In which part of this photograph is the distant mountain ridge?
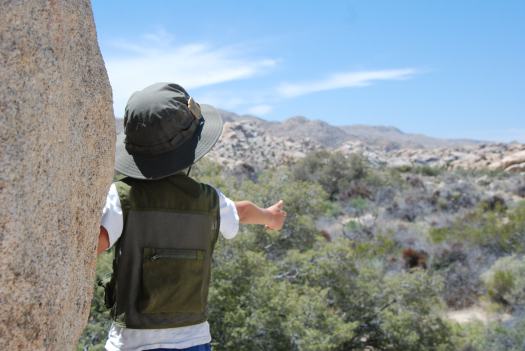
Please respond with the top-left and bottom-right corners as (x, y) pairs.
(215, 109), (486, 150)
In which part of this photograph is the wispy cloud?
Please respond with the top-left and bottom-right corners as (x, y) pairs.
(103, 31), (418, 118)
(277, 68), (418, 98)
(104, 31), (277, 116)
(194, 89), (276, 116)
(246, 104), (273, 116)
(195, 68), (418, 117)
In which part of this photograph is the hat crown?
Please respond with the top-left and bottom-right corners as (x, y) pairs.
(115, 82), (223, 180)
(123, 83), (200, 156)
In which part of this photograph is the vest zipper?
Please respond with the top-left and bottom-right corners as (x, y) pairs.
(150, 249), (204, 261)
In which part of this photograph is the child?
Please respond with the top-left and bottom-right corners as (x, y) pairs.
(97, 82), (286, 351)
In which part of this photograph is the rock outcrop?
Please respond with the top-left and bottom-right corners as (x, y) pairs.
(209, 119), (320, 171)
(489, 150), (525, 172)
(0, 1), (114, 349)
(206, 118), (524, 174)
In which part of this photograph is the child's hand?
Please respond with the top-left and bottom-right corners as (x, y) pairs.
(265, 200), (287, 230)
(235, 200), (286, 229)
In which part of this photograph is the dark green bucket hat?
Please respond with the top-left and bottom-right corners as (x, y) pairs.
(115, 82), (223, 180)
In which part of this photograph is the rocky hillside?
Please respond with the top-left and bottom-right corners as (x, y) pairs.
(115, 111), (525, 174)
(216, 109), (486, 149)
(211, 111), (525, 174)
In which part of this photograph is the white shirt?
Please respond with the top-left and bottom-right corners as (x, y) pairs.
(100, 183), (239, 351)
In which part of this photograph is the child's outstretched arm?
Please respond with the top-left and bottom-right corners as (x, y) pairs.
(235, 200), (287, 230)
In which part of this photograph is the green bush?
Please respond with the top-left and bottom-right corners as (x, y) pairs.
(482, 255), (525, 309)
(456, 319), (525, 351)
(208, 241), (356, 351)
(208, 234), (455, 351)
(429, 201), (525, 254)
(291, 151), (369, 200)
(395, 165), (442, 177)
(278, 240), (455, 351)
(348, 196), (369, 214)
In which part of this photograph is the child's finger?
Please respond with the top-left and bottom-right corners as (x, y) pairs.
(276, 200), (284, 209)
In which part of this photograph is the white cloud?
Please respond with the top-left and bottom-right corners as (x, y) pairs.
(193, 91), (247, 111)
(277, 68), (417, 98)
(246, 104), (273, 116)
(104, 33), (277, 116)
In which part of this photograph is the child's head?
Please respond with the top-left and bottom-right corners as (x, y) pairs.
(115, 83), (223, 180)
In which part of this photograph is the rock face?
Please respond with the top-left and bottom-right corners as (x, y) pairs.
(490, 150), (525, 172)
(0, 1), (114, 349)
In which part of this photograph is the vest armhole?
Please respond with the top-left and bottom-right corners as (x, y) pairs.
(114, 180), (132, 212)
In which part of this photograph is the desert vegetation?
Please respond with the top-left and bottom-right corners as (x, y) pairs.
(79, 151), (525, 350)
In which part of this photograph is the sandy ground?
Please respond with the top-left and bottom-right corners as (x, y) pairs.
(446, 306), (512, 324)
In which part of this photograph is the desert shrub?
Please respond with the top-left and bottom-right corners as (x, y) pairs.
(347, 196), (369, 215)
(456, 318), (525, 351)
(479, 195), (507, 212)
(414, 165), (442, 177)
(376, 271), (454, 351)
(482, 255), (525, 309)
(402, 248), (429, 269)
(291, 151), (370, 200)
(375, 186), (397, 205)
(395, 164), (442, 177)
(393, 164), (413, 173)
(429, 201), (525, 254)
(278, 240), (455, 351)
(451, 167), (506, 179)
(431, 181), (479, 212)
(515, 184), (525, 198)
(386, 190), (431, 222)
(481, 317), (525, 351)
(347, 152), (370, 180)
(209, 240), (356, 351)
(430, 246), (481, 308)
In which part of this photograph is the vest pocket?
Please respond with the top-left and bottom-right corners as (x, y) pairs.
(139, 247), (206, 314)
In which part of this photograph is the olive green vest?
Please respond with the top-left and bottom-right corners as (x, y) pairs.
(104, 174), (220, 329)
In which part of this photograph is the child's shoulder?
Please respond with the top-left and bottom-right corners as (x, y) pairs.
(111, 174), (219, 199)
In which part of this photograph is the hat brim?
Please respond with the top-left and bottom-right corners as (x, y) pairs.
(115, 104), (223, 180)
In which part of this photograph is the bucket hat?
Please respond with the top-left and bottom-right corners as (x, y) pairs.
(115, 82), (223, 180)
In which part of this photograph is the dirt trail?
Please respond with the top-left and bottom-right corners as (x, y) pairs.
(446, 306), (512, 324)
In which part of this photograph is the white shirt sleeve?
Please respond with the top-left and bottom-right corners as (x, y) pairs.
(216, 189), (239, 239)
(100, 184), (239, 249)
(100, 183), (123, 248)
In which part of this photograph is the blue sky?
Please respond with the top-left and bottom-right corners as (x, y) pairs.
(92, 0), (524, 142)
